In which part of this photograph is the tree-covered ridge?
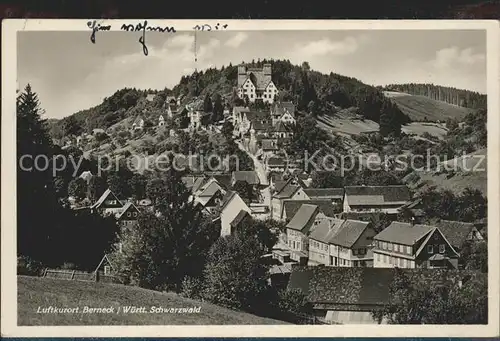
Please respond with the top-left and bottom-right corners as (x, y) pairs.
(173, 59), (410, 131)
(51, 59), (410, 139)
(382, 83), (487, 110)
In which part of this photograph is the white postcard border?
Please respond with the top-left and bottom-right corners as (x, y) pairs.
(2, 19), (499, 337)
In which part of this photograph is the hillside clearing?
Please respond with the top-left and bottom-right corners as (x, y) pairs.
(18, 276), (288, 325)
(383, 91), (473, 122)
(404, 149), (487, 196)
(316, 115), (379, 136)
(402, 122), (448, 140)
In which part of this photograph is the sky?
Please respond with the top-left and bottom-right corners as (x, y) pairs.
(18, 29), (487, 119)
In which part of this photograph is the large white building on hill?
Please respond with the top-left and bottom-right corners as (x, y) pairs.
(237, 64), (279, 104)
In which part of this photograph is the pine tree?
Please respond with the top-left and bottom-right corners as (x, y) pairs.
(203, 93), (213, 113)
(212, 93), (224, 122)
(17, 84), (58, 262)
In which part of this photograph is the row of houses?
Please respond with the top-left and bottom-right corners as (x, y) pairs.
(283, 199), (483, 270)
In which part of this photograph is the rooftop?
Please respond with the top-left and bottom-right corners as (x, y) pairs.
(374, 221), (434, 245)
(286, 204), (319, 232)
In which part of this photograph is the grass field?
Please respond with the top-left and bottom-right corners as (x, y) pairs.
(402, 122), (449, 140)
(316, 115), (379, 136)
(405, 149), (487, 196)
(18, 276), (288, 325)
(383, 91), (473, 122)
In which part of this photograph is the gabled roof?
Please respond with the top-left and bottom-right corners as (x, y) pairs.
(251, 120), (272, 131)
(230, 210), (252, 228)
(414, 227), (459, 258)
(283, 200), (337, 220)
(309, 219), (345, 244)
(274, 121), (293, 133)
(197, 180), (224, 198)
(272, 101), (296, 117)
(181, 176), (207, 193)
(211, 174), (232, 190)
(115, 202), (140, 219)
(232, 171), (260, 185)
(273, 177), (307, 199)
(91, 189), (123, 209)
(239, 69), (272, 91)
(304, 188), (344, 200)
(345, 185), (411, 206)
(218, 190), (248, 213)
(374, 222), (434, 245)
(330, 220), (370, 248)
(286, 204), (319, 232)
(244, 110), (270, 122)
(267, 157), (286, 167)
(434, 220), (477, 249)
(274, 184), (301, 199)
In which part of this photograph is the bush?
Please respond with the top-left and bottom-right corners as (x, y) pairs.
(17, 256), (44, 276)
(180, 276), (205, 300)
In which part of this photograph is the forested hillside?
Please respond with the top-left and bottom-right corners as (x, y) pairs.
(382, 83), (486, 110)
(51, 59), (409, 139)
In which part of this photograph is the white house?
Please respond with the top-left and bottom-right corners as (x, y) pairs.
(219, 191), (252, 236)
(271, 101), (296, 125)
(158, 115), (165, 127)
(132, 117), (145, 130)
(237, 64), (279, 104)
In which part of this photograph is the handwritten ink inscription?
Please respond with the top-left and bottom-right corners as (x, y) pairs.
(87, 21), (228, 56)
(193, 23), (228, 31)
(87, 20), (111, 44)
(120, 21), (177, 56)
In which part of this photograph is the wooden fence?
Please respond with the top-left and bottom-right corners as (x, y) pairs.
(42, 268), (122, 284)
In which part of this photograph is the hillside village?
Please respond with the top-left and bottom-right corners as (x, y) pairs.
(18, 60), (488, 325)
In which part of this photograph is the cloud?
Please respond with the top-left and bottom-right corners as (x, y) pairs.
(224, 32), (248, 48)
(432, 47), (485, 69)
(294, 37), (359, 57)
(197, 38), (221, 61)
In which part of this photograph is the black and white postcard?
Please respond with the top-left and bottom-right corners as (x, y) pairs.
(1, 19), (499, 337)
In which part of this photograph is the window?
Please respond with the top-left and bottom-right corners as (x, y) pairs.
(427, 245), (434, 254)
(104, 265), (111, 275)
(406, 246), (412, 254)
(394, 244), (399, 252)
(127, 212), (131, 217)
(439, 244), (445, 253)
(382, 242), (387, 250)
(358, 248), (366, 255)
(388, 243), (393, 251)
(402, 258), (407, 267)
(399, 258), (404, 267)
(377, 253), (381, 261)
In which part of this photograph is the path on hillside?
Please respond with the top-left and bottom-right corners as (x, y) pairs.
(236, 140), (271, 209)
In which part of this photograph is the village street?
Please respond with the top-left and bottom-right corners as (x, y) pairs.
(236, 139), (271, 210)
